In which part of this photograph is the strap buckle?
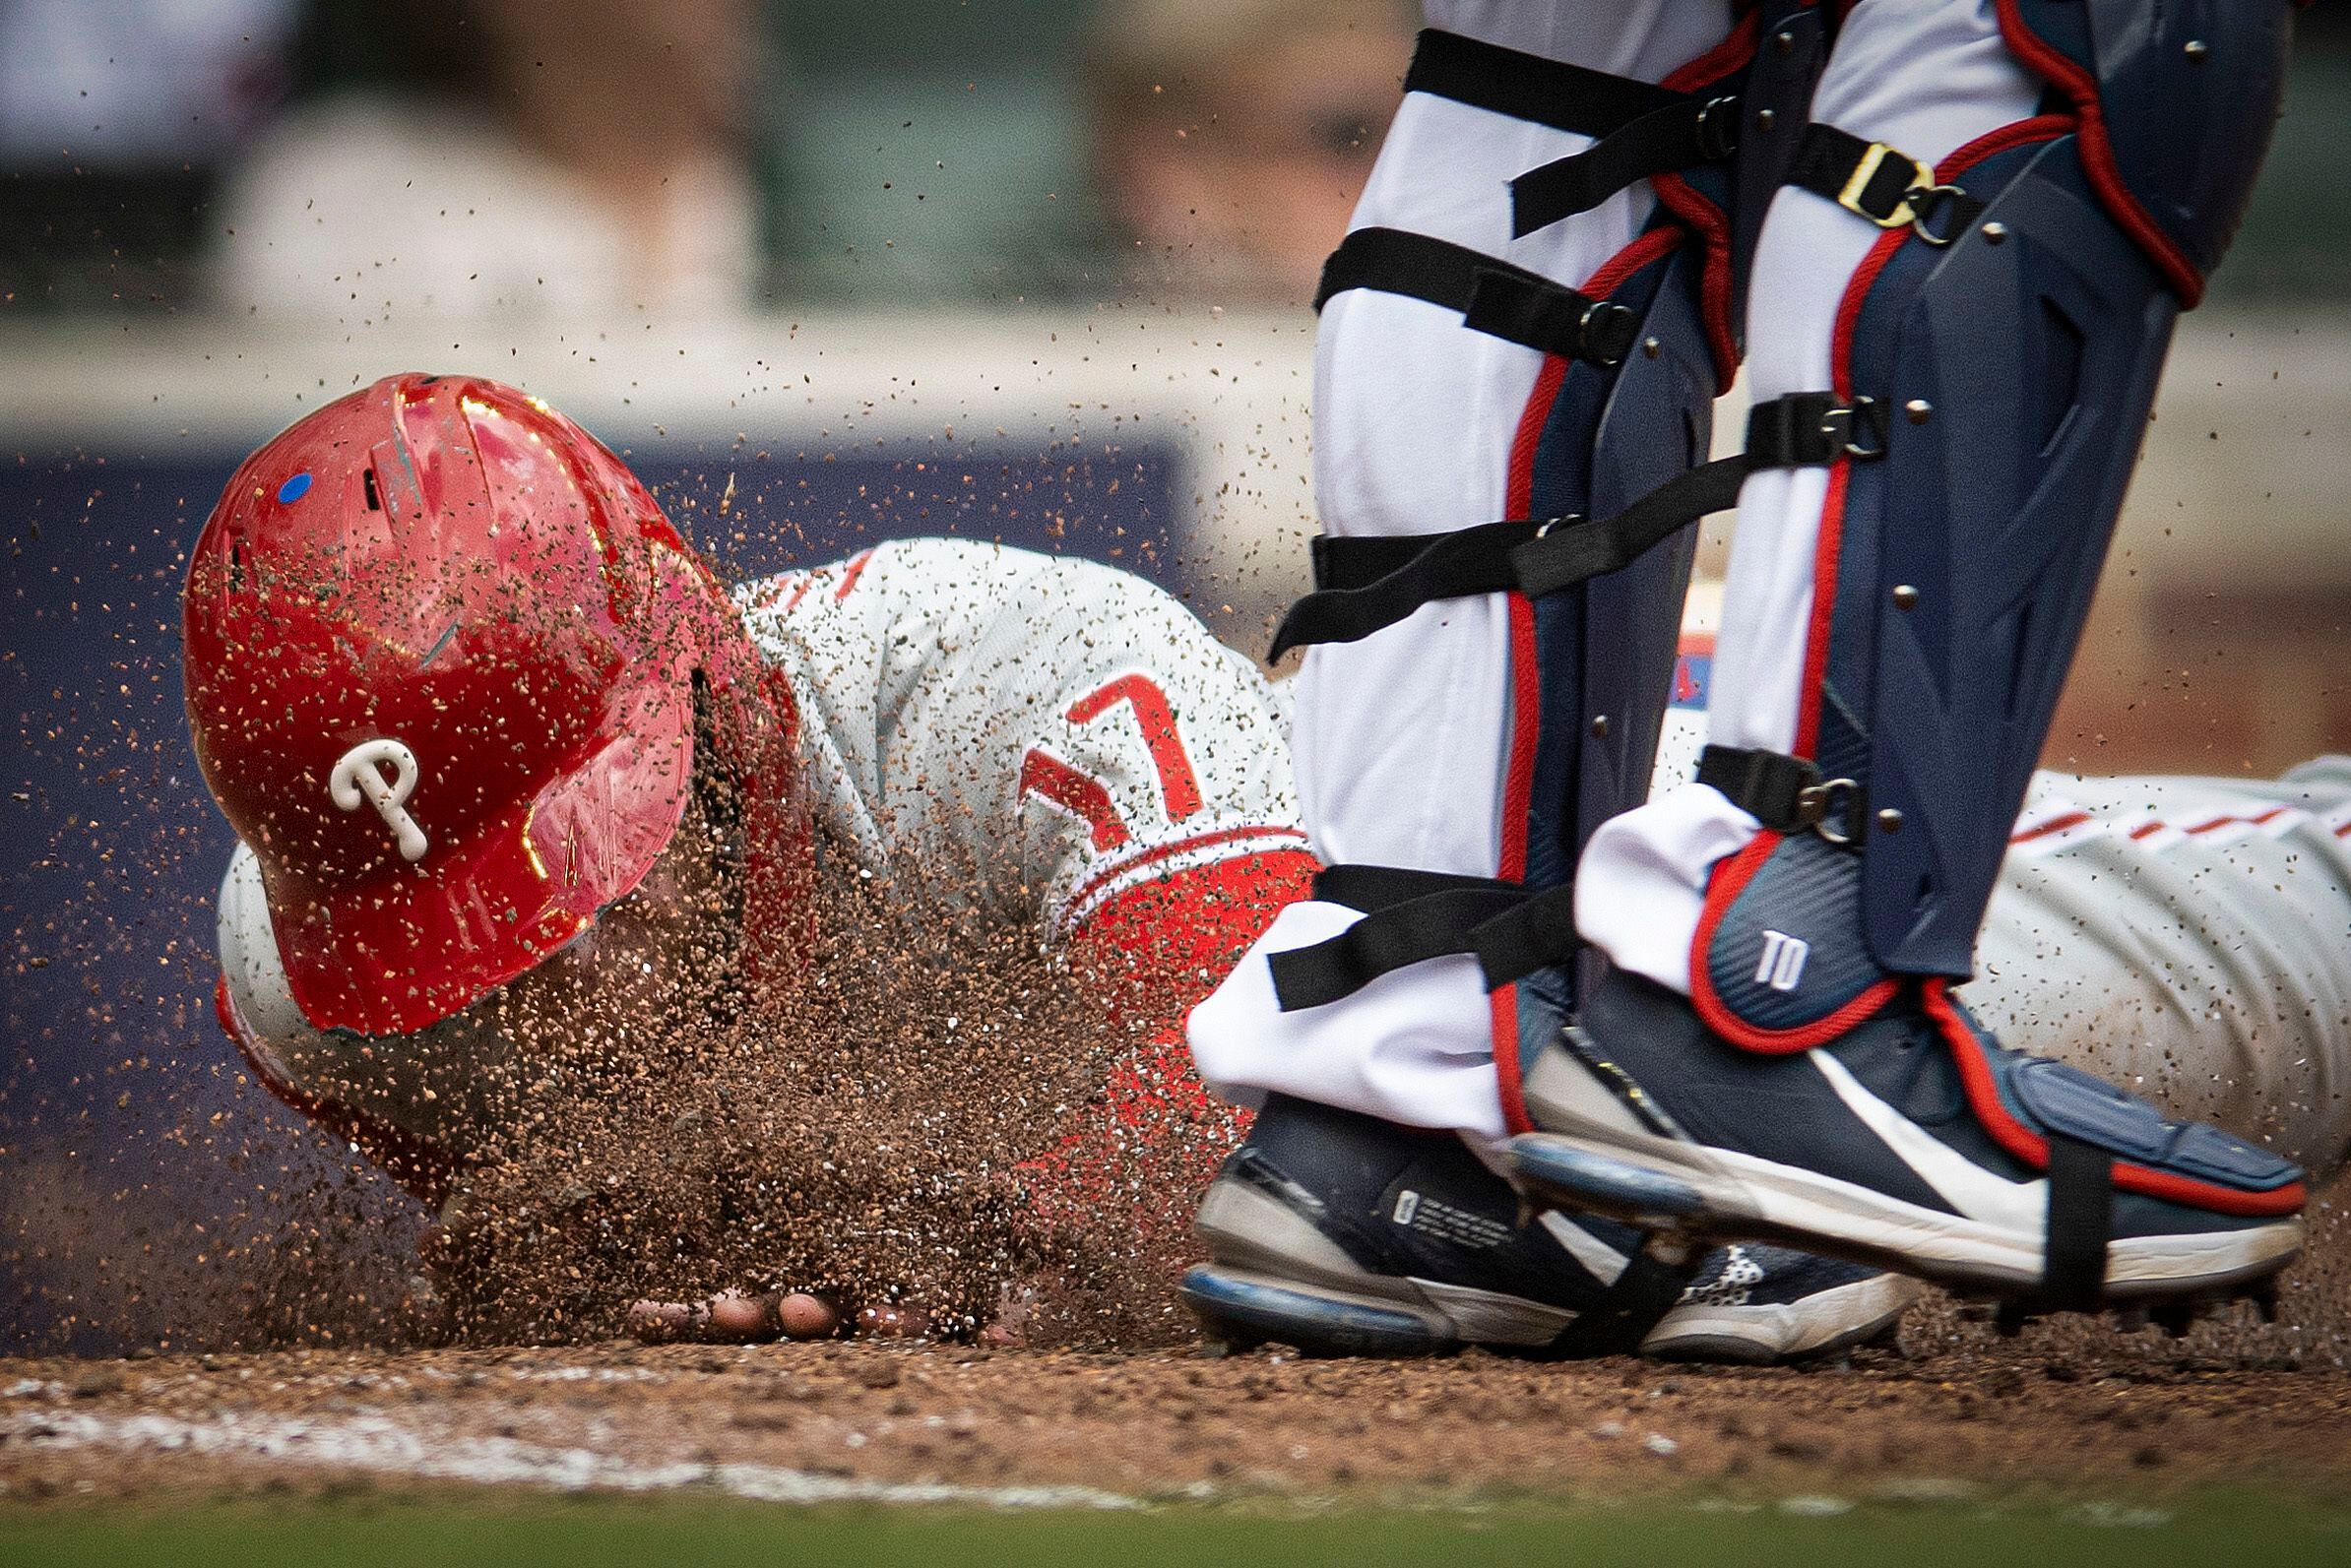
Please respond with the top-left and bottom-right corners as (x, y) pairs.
(1578, 299), (1640, 366)
(1692, 94), (1742, 160)
(1836, 142), (1937, 228)
(1819, 395), (1887, 461)
(1794, 777), (1865, 846)
(1905, 183), (1973, 246)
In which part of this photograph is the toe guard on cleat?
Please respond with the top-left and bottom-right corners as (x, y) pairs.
(1504, 1137), (1708, 1231)
(2002, 1056), (2305, 1198)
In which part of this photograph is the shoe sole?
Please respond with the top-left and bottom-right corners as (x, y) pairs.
(1182, 1173), (1919, 1363)
(1641, 1269), (1916, 1363)
(1179, 1265), (1466, 1357)
(1184, 1175), (1571, 1355)
(1505, 1129), (2302, 1307)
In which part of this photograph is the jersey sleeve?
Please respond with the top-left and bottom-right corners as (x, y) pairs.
(737, 538), (1312, 941)
(957, 550), (1310, 939)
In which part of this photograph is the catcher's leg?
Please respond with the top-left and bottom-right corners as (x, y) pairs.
(1185, 2), (1921, 1361)
(1514, 0), (2307, 1321)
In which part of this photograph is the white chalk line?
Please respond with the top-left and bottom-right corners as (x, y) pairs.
(0, 1407), (1143, 1512)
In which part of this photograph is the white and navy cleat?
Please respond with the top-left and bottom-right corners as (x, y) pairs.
(1505, 972), (2305, 1323)
(1179, 1094), (1917, 1363)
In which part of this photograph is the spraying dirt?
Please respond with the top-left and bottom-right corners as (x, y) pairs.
(425, 853), (1239, 1351)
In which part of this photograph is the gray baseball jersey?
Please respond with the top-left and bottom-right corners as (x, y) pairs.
(733, 537), (1305, 939)
(1973, 758), (2351, 1178)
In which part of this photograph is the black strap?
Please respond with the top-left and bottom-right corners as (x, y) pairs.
(1511, 92), (1742, 237)
(1466, 883), (1580, 991)
(1272, 521), (1544, 659)
(1403, 29), (1687, 137)
(1696, 746), (1821, 830)
(1745, 389), (1887, 466)
(1268, 867), (1581, 1011)
(1315, 228), (1640, 368)
(1695, 744), (1870, 846)
(1785, 123), (1984, 243)
(1508, 457), (1748, 597)
(2040, 1134), (2114, 1311)
(1269, 886), (1526, 1011)
(1545, 1244), (1699, 1357)
(1306, 531), (1454, 595)
(1311, 862), (1513, 912)
(1400, 28), (1742, 240)
(1273, 391), (1880, 659)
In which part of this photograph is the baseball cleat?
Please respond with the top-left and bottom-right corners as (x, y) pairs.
(1179, 1094), (1917, 1363)
(1505, 971), (2305, 1314)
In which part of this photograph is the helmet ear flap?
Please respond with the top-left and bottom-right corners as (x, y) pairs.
(214, 845), (460, 1205)
(216, 844), (333, 1083)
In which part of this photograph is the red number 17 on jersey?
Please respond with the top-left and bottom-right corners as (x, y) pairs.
(1018, 673), (1205, 852)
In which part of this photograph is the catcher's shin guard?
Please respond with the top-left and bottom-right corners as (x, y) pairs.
(1692, 11), (2294, 1038)
(1516, 5), (2308, 1316)
(1998, 0), (2294, 304)
(1267, 224), (1717, 1126)
(1246, 17), (1874, 1128)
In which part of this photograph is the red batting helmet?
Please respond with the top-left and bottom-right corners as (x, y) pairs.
(185, 373), (801, 1045)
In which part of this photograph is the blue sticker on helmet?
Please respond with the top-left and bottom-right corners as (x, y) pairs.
(277, 472), (313, 503)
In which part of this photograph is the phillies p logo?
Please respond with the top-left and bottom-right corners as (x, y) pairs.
(329, 738), (430, 862)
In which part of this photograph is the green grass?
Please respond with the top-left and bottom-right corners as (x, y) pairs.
(5, 1489), (2348, 1568)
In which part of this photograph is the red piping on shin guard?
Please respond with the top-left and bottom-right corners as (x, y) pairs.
(1493, 593), (1544, 1137)
(1687, 833), (1899, 1052)
(1992, 0), (2203, 305)
(1654, 13), (1760, 388)
(1649, 176), (1737, 392)
(1924, 980), (2305, 1218)
(1488, 339), (1567, 1137)
(1584, 226), (1683, 303)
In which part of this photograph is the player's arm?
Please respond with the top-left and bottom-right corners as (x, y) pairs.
(1002, 572), (1318, 1233)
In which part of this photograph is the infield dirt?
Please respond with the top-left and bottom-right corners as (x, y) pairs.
(4, 1317), (2349, 1512)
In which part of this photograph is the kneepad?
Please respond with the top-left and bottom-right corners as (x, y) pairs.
(2000, 0), (2294, 301)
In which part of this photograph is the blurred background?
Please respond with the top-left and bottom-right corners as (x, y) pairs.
(4, 0), (2347, 1352)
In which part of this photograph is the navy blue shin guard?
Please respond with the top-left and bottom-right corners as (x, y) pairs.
(1502, 236), (1715, 1113)
(1693, 2), (2295, 1043)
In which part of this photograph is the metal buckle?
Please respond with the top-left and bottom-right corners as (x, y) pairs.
(1692, 94), (1742, 161)
(1577, 300), (1639, 366)
(1836, 143), (1936, 229)
(1907, 183), (1971, 246)
(1794, 778), (1863, 846)
(1809, 397), (1887, 464)
(1839, 396), (1886, 461)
